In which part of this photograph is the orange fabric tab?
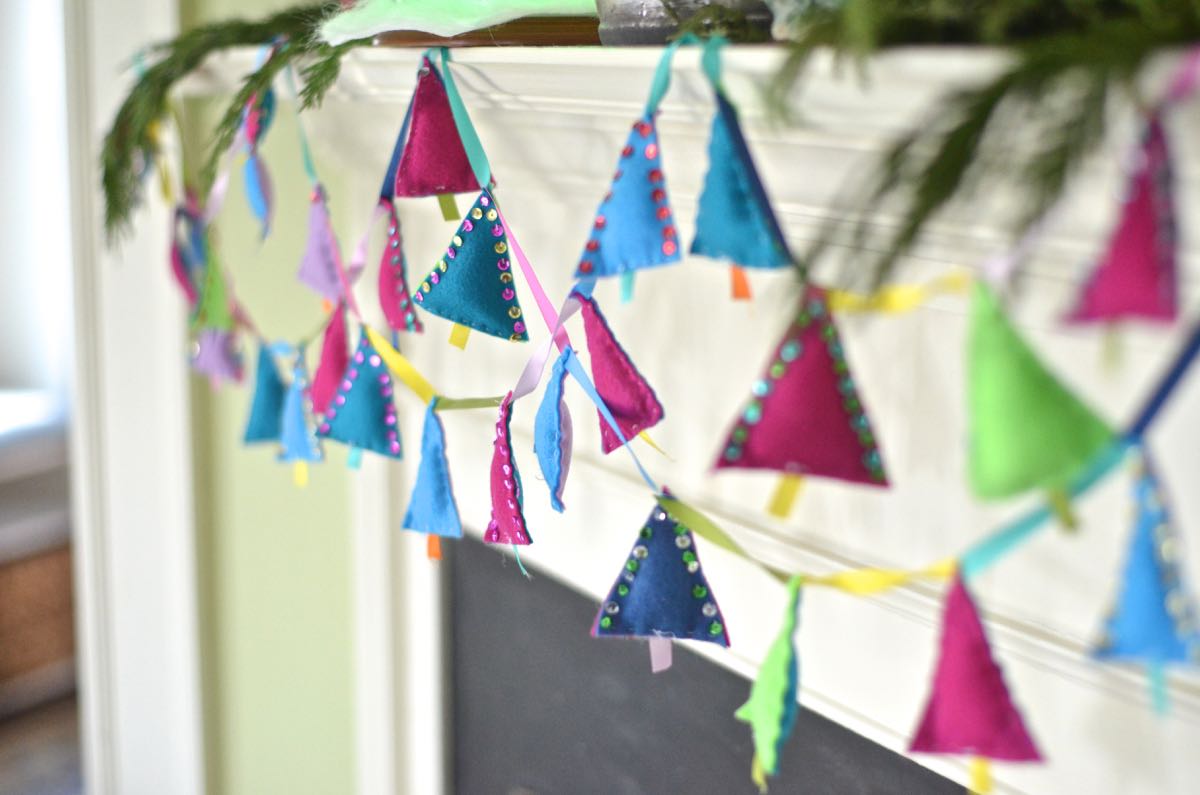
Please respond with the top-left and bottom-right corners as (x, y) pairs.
(731, 265), (752, 300)
(427, 534), (443, 560)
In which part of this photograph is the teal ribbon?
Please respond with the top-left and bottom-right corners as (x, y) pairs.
(700, 35), (727, 93)
(283, 63), (319, 186)
(436, 48), (493, 190)
(644, 32), (704, 117)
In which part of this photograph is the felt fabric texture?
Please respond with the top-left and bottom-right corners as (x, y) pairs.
(320, 0), (597, 43)
(377, 200), (423, 334)
(968, 282), (1115, 499)
(736, 577), (802, 780)
(579, 294), (664, 454)
(279, 354), (323, 464)
(413, 189), (529, 341)
(194, 254), (234, 332)
(169, 238), (198, 306)
(1066, 116), (1177, 324)
(192, 328), (243, 384)
(909, 574), (1042, 761)
(243, 343), (286, 443)
(575, 116), (681, 279)
(243, 154), (273, 240)
(484, 392), (532, 545)
(1093, 460), (1200, 664)
(715, 286), (888, 486)
(297, 186), (345, 302)
(592, 501), (729, 647)
(533, 346), (574, 512)
(310, 303), (349, 417)
(402, 401), (463, 538)
(315, 329), (403, 459)
(393, 57), (480, 198)
(691, 93), (792, 270)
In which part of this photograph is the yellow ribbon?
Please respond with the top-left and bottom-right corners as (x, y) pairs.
(969, 758), (993, 794)
(827, 270), (970, 314)
(767, 475), (804, 518)
(366, 326), (437, 405)
(292, 461), (309, 488)
(449, 323), (471, 349)
(638, 431), (670, 458)
(805, 558), (956, 596)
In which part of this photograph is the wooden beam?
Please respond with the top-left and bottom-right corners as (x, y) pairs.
(376, 16), (600, 48)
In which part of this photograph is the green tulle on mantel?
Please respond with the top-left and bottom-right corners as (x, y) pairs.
(320, 0), (598, 43)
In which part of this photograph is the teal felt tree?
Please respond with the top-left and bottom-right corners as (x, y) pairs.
(315, 329), (402, 459)
(412, 189), (529, 342)
(243, 342), (286, 444)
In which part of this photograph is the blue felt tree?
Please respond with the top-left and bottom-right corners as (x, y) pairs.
(1094, 456), (1200, 671)
(243, 343), (286, 444)
(533, 346), (573, 513)
(575, 117), (681, 279)
(315, 329), (403, 459)
(278, 351), (323, 483)
(691, 93), (792, 271)
(402, 400), (462, 539)
(593, 501), (729, 646)
(412, 189), (529, 342)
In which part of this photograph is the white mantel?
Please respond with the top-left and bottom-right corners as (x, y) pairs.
(186, 45), (1200, 794)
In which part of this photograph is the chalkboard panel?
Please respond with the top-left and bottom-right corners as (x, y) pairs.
(450, 537), (959, 795)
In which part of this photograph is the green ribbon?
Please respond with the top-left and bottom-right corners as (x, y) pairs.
(436, 47), (493, 190)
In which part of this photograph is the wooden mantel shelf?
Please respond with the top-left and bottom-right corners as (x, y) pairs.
(376, 15), (601, 47)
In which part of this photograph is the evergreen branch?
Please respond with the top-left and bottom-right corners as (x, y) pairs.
(299, 37), (374, 110)
(100, 3), (332, 242)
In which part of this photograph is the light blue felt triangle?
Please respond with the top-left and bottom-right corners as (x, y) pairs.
(1094, 464), (1200, 664)
(315, 329), (403, 459)
(243, 153), (272, 239)
(278, 354), (323, 464)
(534, 346), (574, 513)
(413, 188), (529, 341)
(592, 502), (729, 647)
(575, 116), (682, 279)
(691, 93), (792, 270)
(402, 401), (462, 538)
(243, 343), (286, 444)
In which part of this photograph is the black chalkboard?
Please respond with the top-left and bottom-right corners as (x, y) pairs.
(450, 537), (959, 795)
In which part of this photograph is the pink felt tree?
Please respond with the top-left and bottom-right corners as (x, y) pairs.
(310, 303), (349, 417)
(1065, 115), (1177, 324)
(484, 392), (531, 546)
(393, 57), (480, 198)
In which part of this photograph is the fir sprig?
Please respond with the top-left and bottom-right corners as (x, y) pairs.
(100, 3), (332, 241)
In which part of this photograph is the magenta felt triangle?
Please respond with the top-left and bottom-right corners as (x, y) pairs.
(484, 392), (532, 546)
(297, 186), (345, 302)
(310, 303), (349, 417)
(910, 575), (1042, 762)
(393, 57), (480, 198)
(714, 286), (888, 486)
(378, 200), (423, 334)
(579, 294), (664, 454)
(1067, 116), (1177, 324)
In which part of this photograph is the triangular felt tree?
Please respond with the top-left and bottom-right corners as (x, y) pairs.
(378, 202), (423, 334)
(968, 281), (1114, 499)
(412, 189), (529, 341)
(714, 286), (888, 486)
(315, 329), (402, 459)
(533, 346), (574, 512)
(393, 56), (480, 198)
(592, 501), (729, 646)
(484, 392), (532, 545)
(909, 574), (1042, 762)
(244, 343), (286, 444)
(1066, 116), (1177, 324)
(191, 254), (243, 385)
(298, 185), (347, 302)
(279, 352), (323, 465)
(579, 294), (664, 454)
(402, 400), (462, 538)
(310, 303), (349, 417)
(1093, 457), (1200, 665)
(692, 92), (792, 271)
(575, 116), (681, 279)
(736, 576), (802, 791)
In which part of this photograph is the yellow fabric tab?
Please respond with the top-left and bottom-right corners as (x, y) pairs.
(366, 326), (436, 405)
(449, 323), (471, 349)
(827, 270), (971, 314)
(767, 475), (804, 518)
(292, 461), (308, 488)
(806, 558), (955, 596)
(969, 758), (993, 794)
(1047, 487), (1078, 531)
(434, 395), (504, 411)
(437, 193), (460, 221)
(638, 431), (670, 458)
(750, 754), (767, 794)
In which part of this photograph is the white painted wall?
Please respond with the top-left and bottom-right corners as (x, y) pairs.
(196, 46), (1200, 794)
